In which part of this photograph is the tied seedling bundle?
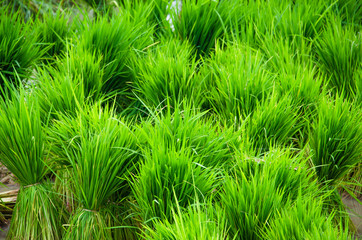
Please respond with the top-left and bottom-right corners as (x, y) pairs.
(0, 88), (63, 240)
(49, 104), (139, 239)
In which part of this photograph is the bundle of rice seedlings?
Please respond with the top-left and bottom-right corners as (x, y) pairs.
(119, 0), (169, 36)
(221, 165), (285, 239)
(222, 147), (322, 239)
(34, 46), (107, 119)
(134, 39), (203, 109)
(143, 200), (228, 239)
(333, 0), (362, 26)
(171, 0), (236, 58)
(310, 95), (362, 185)
(204, 42), (274, 123)
(76, 12), (153, 102)
(244, 93), (301, 153)
(262, 194), (354, 240)
(36, 9), (73, 59)
(0, 8), (44, 87)
(132, 145), (218, 226)
(0, 89), (63, 239)
(236, 148), (320, 203)
(49, 103), (139, 239)
(316, 17), (362, 98)
(139, 103), (238, 169)
(273, 1), (327, 43)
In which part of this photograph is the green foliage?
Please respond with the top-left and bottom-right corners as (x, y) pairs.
(334, 0), (362, 26)
(0, 9), (44, 86)
(0, 1), (361, 239)
(316, 18), (362, 99)
(139, 104), (237, 169)
(222, 147), (322, 240)
(34, 46), (109, 119)
(0, 89), (63, 239)
(245, 94), (301, 153)
(119, 0), (169, 36)
(221, 166), (284, 239)
(50, 104), (139, 239)
(76, 13), (153, 100)
(134, 39), (203, 109)
(0, 89), (48, 185)
(172, 0), (235, 58)
(132, 146), (218, 225)
(310, 95), (362, 185)
(205, 42), (274, 122)
(273, 1), (327, 42)
(263, 196), (353, 240)
(36, 9), (73, 58)
(143, 201), (228, 240)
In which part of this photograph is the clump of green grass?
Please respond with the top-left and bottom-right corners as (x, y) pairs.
(143, 200), (228, 240)
(139, 103), (237, 169)
(76, 12), (153, 103)
(133, 39), (203, 109)
(0, 88), (63, 239)
(34, 45), (108, 119)
(262, 195), (353, 240)
(316, 17), (362, 99)
(221, 165), (284, 239)
(0, 8), (44, 87)
(333, 0), (362, 26)
(47, 103), (115, 164)
(222, 147), (323, 239)
(204, 42), (274, 123)
(50, 103), (139, 239)
(119, 0), (169, 36)
(132, 145), (218, 225)
(171, 0), (236, 58)
(244, 93), (301, 153)
(273, 1), (327, 42)
(36, 9), (73, 59)
(310, 95), (362, 185)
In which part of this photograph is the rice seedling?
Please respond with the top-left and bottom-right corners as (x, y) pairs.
(34, 61), (86, 120)
(133, 39), (203, 109)
(171, 0), (236, 58)
(0, 8), (44, 87)
(119, 0), (169, 36)
(262, 37), (325, 142)
(49, 103), (139, 239)
(262, 194), (353, 240)
(76, 12), (153, 103)
(316, 17), (362, 98)
(36, 9), (73, 59)
(132, 145), (218, 226)
(333, 0), (362, 26)
(83, 0), (108, 11)
(222, 147), (325, 239)
(34, 44), (111, 119)
(143, 200), (228, 240)
(138, 103), (238, 169)
(221, 165), (285, 239)
(310, 95), (362, 186)
(244, 93), (301, 153)
(0, 88), (64, 239)
(273, 1), (328, 43)
(0, 1), (360, 239)
(204, 42), (274, 123)
(47, 102), (116, 165)
(238, 148), (320, 202)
